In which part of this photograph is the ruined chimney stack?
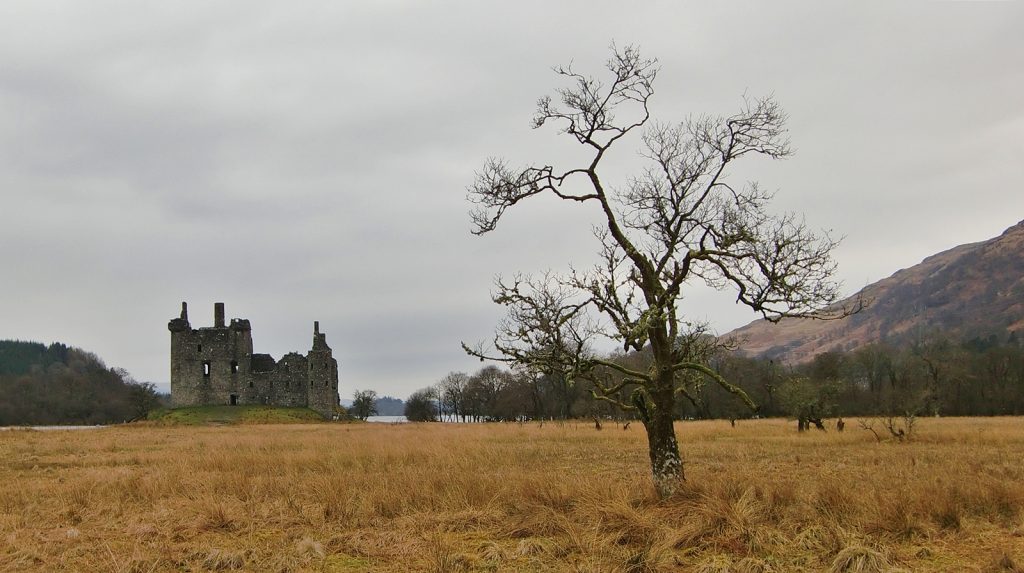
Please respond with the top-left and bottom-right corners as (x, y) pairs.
(214, 302), (225, 327)
(180, 301), (188, 320)
(314, 321), (320, 335)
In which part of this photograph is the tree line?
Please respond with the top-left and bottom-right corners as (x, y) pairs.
(754, 333), (1024, 424)
(0, 340), (163, 425)
(397, 332), (1023, 425)
(397, 366), (612, 423)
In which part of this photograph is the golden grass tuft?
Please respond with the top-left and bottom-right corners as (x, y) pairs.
(426, 534), (470, 573)
(794, 522), (848, 558)
(477, 540), (507, 563)
(829, 544), (891, 573)
(1, 417), (1023, 571)
(733, 556), (777, 573)
(294, 536), (325, 560)
(200, 547), (246, 570)
(692, 554), (734, 573)
(514, 537), (552, 558)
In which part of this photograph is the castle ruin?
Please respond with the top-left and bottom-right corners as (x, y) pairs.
(168, 302), (340, 418)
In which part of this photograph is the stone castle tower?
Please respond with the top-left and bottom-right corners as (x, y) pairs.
(168, 302), (340, 418)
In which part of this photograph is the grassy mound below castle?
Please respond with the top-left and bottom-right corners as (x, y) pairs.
(145, 405), (329, 425)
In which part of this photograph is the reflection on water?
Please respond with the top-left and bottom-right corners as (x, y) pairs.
(365, 416), (408, 423)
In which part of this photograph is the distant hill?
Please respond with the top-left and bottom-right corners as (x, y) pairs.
(728, 219), (1024, 362)
(374, 396), (405, 416)
(0, 340), (161, 425)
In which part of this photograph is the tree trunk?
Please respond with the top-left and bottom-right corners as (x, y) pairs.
(643, 381), (683, 498)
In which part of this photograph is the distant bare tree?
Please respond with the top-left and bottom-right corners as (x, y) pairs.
(859, 414), (916, 442)
(465, 45), (854, 497)
(437, 371), (469, 422)
(350, 389), (378, 421)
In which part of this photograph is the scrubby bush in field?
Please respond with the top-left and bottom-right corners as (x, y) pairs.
(404, 388), (438, 422)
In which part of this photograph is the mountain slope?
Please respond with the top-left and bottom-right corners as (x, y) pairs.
(728, 219), (1024, 362)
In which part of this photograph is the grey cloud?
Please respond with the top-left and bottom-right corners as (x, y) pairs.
(1, 1), (1022, 398)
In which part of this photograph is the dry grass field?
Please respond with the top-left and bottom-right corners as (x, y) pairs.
(2, 418), (1023, 572)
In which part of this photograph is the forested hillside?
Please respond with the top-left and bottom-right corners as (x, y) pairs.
(0, 340), (162, 425)
(373, 395), (404, 416)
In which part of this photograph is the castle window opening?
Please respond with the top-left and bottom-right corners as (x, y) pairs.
(197, 344), (202, 352)
(230, 394), (238, 406)
(248, 380), (253, 388)
(231, 360), (238, 374)
(203, 361), (211, 377)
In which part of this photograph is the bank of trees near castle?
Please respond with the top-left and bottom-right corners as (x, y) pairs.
(0, 341), (163, 425)
(403, 334), (1024, 424)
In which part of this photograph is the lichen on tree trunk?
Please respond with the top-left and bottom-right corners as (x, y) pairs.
(643, 407), (683, 497)
(641, 377), (683, 497)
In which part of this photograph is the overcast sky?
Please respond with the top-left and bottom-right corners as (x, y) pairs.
(1, 1), (1022, 398)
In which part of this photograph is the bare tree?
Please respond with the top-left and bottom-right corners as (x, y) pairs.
(350, 389), (378, 421)
(466, 45), (852, 497)
(859, 414), (916, 442)
(437, 371), (469, 422)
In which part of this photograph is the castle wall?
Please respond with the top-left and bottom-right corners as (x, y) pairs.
(278, 353), (312, 407)
(305, 324), (340, 417)
(306, 355), (339, 417)
(169, 302), (340, 417)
